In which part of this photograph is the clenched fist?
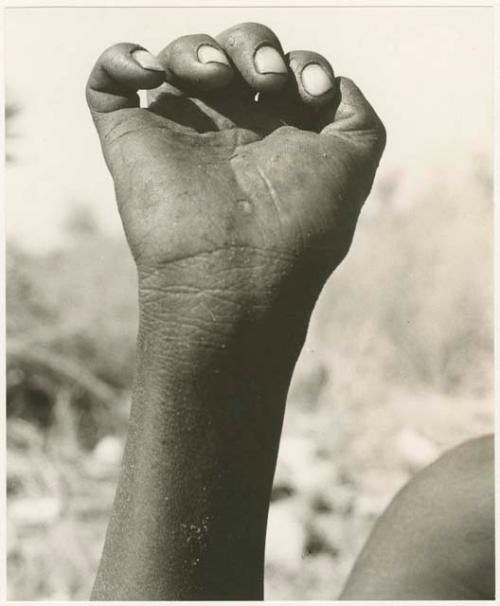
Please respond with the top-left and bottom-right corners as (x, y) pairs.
(88, 22), (385, 600)
(87, 22), (385, 333)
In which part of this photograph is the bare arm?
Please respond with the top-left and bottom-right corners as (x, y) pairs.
(86, 21), (385, 601)
(340, 434), (495, 600)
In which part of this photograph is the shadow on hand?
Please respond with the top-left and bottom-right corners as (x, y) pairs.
(148, 93), (218, 133)
(146, 80), (324, 137)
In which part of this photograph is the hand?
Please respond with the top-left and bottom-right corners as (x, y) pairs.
(86, 22), (385, 338)
(87, 23), (386, 600)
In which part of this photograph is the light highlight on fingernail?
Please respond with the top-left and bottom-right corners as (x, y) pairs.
(302, 63), (333, 96)
(132, 49), (164, 72)
(197, 45), (230, 66)
(254, 46), (287, 75)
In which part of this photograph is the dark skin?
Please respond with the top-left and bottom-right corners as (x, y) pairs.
(86, 22), (493, 601)
(340, 434), (495, 600)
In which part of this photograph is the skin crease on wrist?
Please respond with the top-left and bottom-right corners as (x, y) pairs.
(85, 20), (390, 601)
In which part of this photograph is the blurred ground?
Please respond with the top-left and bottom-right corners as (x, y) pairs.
(6, 158), (493, 599)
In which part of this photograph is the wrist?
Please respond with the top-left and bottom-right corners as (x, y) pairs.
(136, 248), (315, 369)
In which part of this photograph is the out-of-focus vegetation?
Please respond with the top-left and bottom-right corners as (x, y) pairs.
(7, 159), (493, 599)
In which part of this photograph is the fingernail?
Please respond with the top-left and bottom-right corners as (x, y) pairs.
(301, 63), (333, 96)
(132, 49), (164, 72)
(254, 46), (287, 75)
(197, 44), (230, 66)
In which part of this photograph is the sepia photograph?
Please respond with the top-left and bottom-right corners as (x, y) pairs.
(5, 2), (495, 601)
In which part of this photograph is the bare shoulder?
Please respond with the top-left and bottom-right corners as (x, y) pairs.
(412, 433), (493, 513)
(340, 434), (494, 600)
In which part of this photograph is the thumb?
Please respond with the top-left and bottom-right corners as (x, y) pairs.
(320, 76), (386, 162)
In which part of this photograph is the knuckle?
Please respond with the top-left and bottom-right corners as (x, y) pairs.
(307, 51), (328, 64)
(233, 21), (275, 34)
(97, 42), (140, 72)
(220, 22), (279, 46)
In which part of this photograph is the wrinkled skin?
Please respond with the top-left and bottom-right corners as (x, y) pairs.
(87, 22), (386, 601)
(87, 24), (385, 328)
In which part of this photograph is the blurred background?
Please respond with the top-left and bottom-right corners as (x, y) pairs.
(5, 6), (494, 600)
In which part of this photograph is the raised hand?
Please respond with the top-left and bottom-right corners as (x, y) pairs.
(87, 22), (385, 316)
(87, 23), (385, 601)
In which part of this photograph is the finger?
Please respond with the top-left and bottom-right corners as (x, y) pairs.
(216, 22), (288, 93)
(258, 50), (338, 131)
(320, 77), (386, 157)
(287, 50), (337, 107)
(86, 43), (165, 114)
(156, 34), (233, 92)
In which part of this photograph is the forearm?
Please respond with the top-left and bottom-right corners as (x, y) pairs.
(92, 259), (310, 600)
(86, 17), (386, 602)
